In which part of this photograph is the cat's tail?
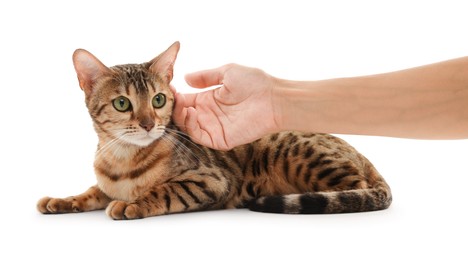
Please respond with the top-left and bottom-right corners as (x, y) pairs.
(248, 185), (392, 214)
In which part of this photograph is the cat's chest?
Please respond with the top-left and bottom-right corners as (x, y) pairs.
(96, 174), (153, 201)
(94, 153), (172, 201)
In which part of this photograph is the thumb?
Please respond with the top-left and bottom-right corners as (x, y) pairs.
(184, 65), (228, 89)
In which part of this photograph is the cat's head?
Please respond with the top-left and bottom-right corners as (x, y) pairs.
(72, 42), (180, 147)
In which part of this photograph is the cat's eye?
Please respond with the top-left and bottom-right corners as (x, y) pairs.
(112, 96), (132, 112)
(152, 93), (166, 108)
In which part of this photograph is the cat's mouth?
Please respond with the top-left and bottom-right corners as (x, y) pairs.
(122, 130), (165, 147)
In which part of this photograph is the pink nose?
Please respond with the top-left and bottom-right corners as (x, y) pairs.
(139, 120), (155, 132)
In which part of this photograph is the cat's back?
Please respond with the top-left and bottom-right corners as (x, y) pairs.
(244, 131), (374, 175)
(231, 131), (388, 201)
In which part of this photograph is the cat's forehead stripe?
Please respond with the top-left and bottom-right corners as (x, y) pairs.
(112, 65), (156, 95)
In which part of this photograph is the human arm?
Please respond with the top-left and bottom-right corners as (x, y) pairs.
(277, 57), (468, 139)
(173, 58), (468, 150)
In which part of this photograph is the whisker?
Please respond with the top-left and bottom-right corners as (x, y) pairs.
(163, 128), (207, 154)
(160, 136), (192, 165)
(161, 135), (202, 166)
(168, 123), (192, 130)
(95, 133), (129, 158)
(162, 135), (196, 161)
(161, 136), (188, 163)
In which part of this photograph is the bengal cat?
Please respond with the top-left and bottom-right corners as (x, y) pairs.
(37, 42), (392, 220)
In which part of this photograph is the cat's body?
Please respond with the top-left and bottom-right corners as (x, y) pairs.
(37, 42), (391, 220)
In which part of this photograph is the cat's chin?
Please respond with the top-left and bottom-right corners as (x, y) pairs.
(124, 133), (163, 147)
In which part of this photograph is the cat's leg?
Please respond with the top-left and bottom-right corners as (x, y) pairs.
(106, 173), (228, 220)
(37, 185), (112, 214)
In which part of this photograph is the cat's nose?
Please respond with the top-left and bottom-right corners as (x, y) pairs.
(139, 119), (155, 132)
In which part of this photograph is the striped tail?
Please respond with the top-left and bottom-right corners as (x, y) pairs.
(248, 186), (392, 214)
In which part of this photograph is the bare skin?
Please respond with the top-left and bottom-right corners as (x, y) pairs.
(173, 58), (468, 150)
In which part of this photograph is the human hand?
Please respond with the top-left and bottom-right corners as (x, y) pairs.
(173, 64), (281, 150)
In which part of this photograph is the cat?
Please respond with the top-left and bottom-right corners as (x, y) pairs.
(37, 42), (392, 220)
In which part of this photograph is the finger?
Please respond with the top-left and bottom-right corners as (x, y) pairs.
(185, 108), (232, 150)
(184, 107), (213, 148)
(185, 65), (229, 89)
(169, 84), (177, 96)
(174, 91), (198, 110)
(172, 93), (187, 130)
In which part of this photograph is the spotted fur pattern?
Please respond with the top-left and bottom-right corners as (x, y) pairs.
(37, 42), (392, 220)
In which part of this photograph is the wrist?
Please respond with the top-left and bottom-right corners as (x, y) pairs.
(271, 78), (344, 134)
(271, 78), (312, 132)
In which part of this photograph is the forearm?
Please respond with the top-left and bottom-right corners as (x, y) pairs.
(274, 57), (468, 139)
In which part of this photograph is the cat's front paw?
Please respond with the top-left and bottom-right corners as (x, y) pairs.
(37, 196), (84, 214)
(106, 200), (144, 220)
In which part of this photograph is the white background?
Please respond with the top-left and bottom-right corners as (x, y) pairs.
(1, 0), (467, 259)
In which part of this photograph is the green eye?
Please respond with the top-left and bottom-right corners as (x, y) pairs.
(112, 96), (132, 112)
(152, 93), (166, 108)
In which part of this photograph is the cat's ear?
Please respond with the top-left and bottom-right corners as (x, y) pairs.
(148, 41), (180, 83)
(72, 49), (111, 95)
